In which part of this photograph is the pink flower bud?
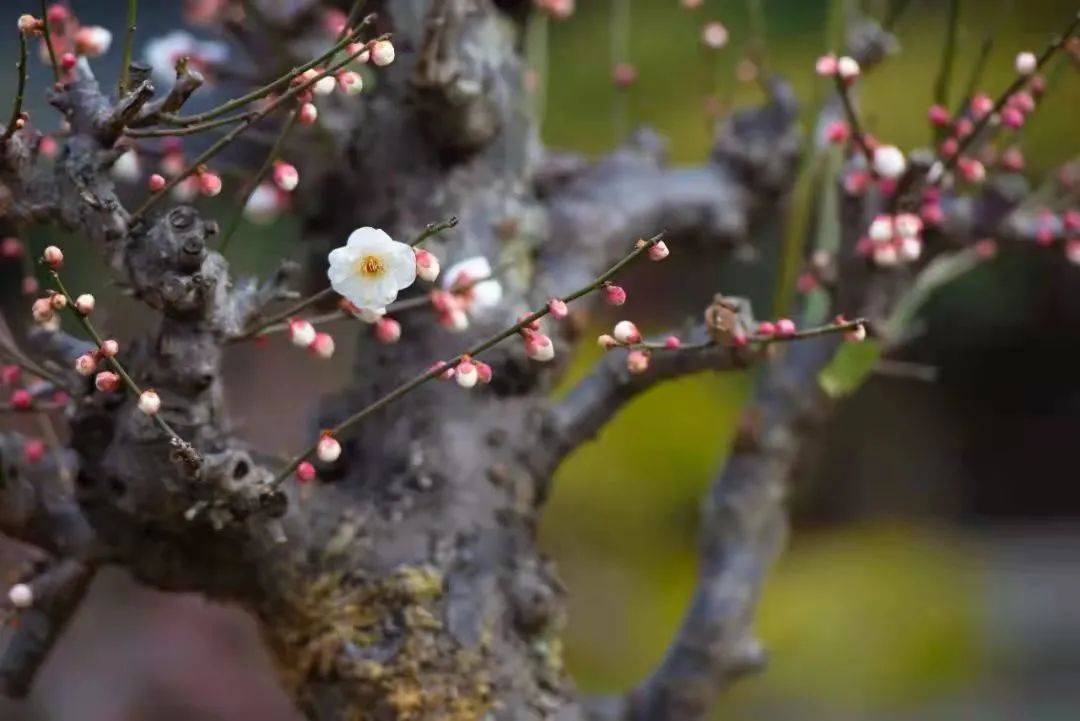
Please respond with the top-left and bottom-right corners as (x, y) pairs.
(613, 320), (641, 344)
(1008, 91), (1035, 114)
(602, 283), (627, 306)
(60, 52), (76, 70)
(648, 241), (670, 261)
(973, 239), (996, 259)
(42, 245), (63, 268)
(873, 244), (900, 267)
(374, 317), (401, 344)
(970, 93), (993, 118)
(664, 335), (681, 349)
(74, 293), (95, 315)
(825, 120), (850, 145)
(17, 15), (40, 35)
(920, 202), (945, 227)
(843, 170), (870, 196)
(611, 62), (638, 88)
(756, 321), (776, 337)
(475, 360), (493, 384)
(796, 272), (818, 293)
(347, 43), (370, 64)
(138, 390), (161, 415)
(273, 161), (299, 192)
(49, 293), (67, 311)
(310, 332), (335, 359)
(547, 298), (568, 319)
(939, 138), (959, 158)
(337, 70), (363, 95)
(94, 371), (120, 393)
(371, 40), (395, 67)
(295, 461), (316, 483)
(844, 323), (867, 343)
(46, 4), (68, 25)
(31, 297), (54, 322)
(455, 359), (478, 388)
(1064, 210), (1080, 233)
(148, 174), (166, 192)
(439, 308), (470, 332)
(927, 105), (950, 126)
(597, 334), (618, 350)
(1000, 147), (1025, 172)
(1001, 107), (1025, 129)
(22, 277), (38, 295)
(954, 117), (974, 138)
(298, 103), (318, 125)
(524, 331), (555, 362)
(894, 213), (923, 239)
(517, 313), (541, 332)
(1, 365), (20, 386)
(317, 435), (341, 463)
(289, 318), (316, 347)
(23, 438), (45, 464)
(429, 361), (455, 381)
(11, 389), (33, 410)
(1, 237), (23, 258)
(8, 583), (33, 609)
(957, 157), (985, 184)
(198, 171), (222, 197)
(1066, 239), (1080, 266)
(775, 318), (796, 337)
(414, 249), (440, 282)
(100, 339), (119, 357)
(815, 54), (837, 77)
(626, 349), (650, 374)
(74, 353), (97, 376)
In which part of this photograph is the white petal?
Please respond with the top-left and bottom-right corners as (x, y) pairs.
(471, 280), (503, 309)
(388, 242), (418, 288)
(443, 256), (492, 290)
(346, 226), (394, 253)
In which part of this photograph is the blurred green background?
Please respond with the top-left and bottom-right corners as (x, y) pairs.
(4, 2), (1080, 720)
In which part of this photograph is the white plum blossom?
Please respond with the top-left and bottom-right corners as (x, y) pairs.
(443, 256), (503, 315)
(328, 227), (417, 311)
(145, 31), (228, 85)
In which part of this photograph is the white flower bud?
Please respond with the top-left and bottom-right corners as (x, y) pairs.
(138, 390), (161, 415)
(289, 318), (317, 347)
(75, 294), (95, 315)
(872, 145), (907, 179)
(8, 583), (33, 609)
(613, 320), (641, 344)
(371, 40), (395, 67)
(317, 435), (342, 463)
(1015, 51), (1037, 75)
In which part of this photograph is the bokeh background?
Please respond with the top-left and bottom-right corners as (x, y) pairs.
(3, 1), (1080, 719)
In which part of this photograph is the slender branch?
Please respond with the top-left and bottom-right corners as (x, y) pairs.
(2, 34), (28, 142)
(270, 233), (668, 485)
(158, 18), (374, 127)
(339, 0), (368, 42)
(124, 111), (255, 138)
(409, 216), (459, 247)
(37, 0), (59, 82)
(218, 110), (300, 254)
(0, 347), (65, 390)
(47, 270), (194, 457)
(118, 0), (138, 95)
(942, 11), (1080, 175)
(833, 76), (874, 166)
(129, 35), (382, 222)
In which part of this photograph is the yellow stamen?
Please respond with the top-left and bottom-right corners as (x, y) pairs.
(355, 254), (385, 278)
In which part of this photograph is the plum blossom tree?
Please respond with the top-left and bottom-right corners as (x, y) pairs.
(0, 2), (1078, 720)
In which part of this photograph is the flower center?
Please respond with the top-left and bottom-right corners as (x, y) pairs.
(355, 254), (385, 278)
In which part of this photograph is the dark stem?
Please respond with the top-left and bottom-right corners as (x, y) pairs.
(2, 34), (27, 142)
(118, 0), (138, 95)
(37, 0), (59, 82)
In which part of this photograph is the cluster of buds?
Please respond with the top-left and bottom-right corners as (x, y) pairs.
(857, 212), (924, 267)
(171, 164), (224, 201)
(73, 338), (120, 380)
(288, 318), (335, 359)
(22, 5), (112, 68)
(447, 356), (494, 389)
(815, 54), (860, 83)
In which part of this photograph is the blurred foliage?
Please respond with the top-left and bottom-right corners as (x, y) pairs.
(537, 0), (1076, 715)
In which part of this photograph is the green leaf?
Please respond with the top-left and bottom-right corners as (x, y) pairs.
(818, 339), (882, 398)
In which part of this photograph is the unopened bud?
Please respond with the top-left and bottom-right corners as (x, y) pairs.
(316, 435), (341, 463)
(626, 349), (650, 374)
(547, 298), (568, 319)
(138, 389), (161, 415)
(414, 249), (440, 282)
(289, 318), (316, 347)
(42, 245), (63, 268)
(612, 320), (641, 344)
(74, 353), (97, 376)
(310, 332), (335, 359)
(94, 371), (120, 393)
(602, 283), (627, 306)
(75, 293), (95, 315)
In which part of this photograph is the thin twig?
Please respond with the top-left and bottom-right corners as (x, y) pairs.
(270, 233), (668, 485)
(833, 76), (874, 166)
(218, 110), (300, 254)
(623, 318), (868, 352)
(47, 270), (188, 447)
(124, 111), (255, 138)
(339, 0), (368, 42)
(409, 216), (459, 247)
(129, 35), (383, 222)
(118, 0), (138, 95)
(159, 18), (374, 127)
(38, 0), (59, 82)
(942, 11), (1080, 175)
(3, 34), (28, 142)
(0, 346), (65, 389)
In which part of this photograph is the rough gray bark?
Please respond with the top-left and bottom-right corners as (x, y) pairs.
(0, 2), (1070, 721)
